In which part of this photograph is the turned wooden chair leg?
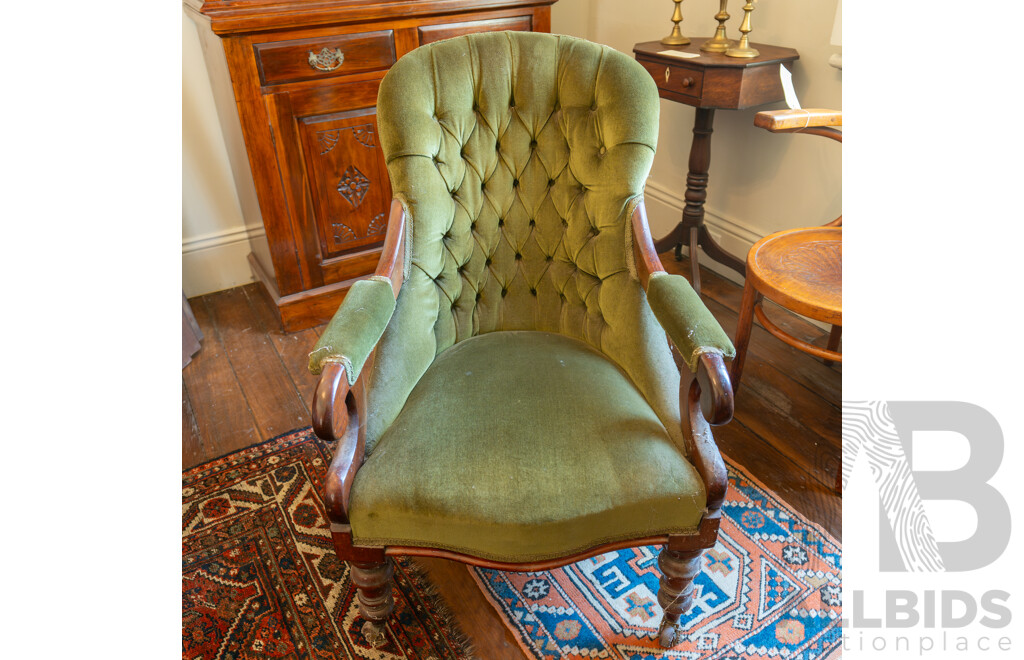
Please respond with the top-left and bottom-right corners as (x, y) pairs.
(730, 279), (760, 398)
(656, 548), (705, 648)
(823, 324), (842, 367)
(350, 559), (395, 647)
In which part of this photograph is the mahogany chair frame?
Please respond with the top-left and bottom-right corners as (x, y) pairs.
(311, 197), (734, 648)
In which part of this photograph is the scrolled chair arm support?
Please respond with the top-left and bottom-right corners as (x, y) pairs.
(309, 198), (406, 523)
(631, 200), (735, 426)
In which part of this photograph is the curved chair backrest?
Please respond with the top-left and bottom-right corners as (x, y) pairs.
(376, 31), (660, 355)
(754, 108), (842, 227)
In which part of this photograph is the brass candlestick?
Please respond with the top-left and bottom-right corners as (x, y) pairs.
(660, 0), (690, 46)
(701, 0), (732, 53)
(726, 0), (760, 58)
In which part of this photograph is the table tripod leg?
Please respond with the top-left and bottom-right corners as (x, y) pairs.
(696, 225), (746, 278)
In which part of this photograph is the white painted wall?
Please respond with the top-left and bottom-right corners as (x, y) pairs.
(182, 12), (258, 297)
(182, 0), (841, 294)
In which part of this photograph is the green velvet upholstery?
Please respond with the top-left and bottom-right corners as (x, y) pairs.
(646, 271), (736, 372)
(364, 32), (701, 454)
(308, 32), (734, 562)
(349, 331), (706, 561)
(308, 276), (396, 385)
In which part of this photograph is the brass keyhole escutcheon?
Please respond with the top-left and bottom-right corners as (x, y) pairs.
(664, 67), (671, 84)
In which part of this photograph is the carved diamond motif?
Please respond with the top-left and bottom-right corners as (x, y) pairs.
(336, 166), (370, 208)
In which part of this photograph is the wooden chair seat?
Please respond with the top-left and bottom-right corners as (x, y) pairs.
(747, 226), (842, 327)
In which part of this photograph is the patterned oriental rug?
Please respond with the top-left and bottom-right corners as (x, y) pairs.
(182, 428), (841, 659)
(470, 462), (842, 659)
(182, 428), (473, 659)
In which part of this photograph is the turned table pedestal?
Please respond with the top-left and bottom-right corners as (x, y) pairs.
(633, 39), (799, 294)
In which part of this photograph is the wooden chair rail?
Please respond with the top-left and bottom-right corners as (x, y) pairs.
(631, 200), (666, 289)
(754, 108), (842, 131)
(376, 198), (407, 297)
(754, 302), (843, 363)
(328, 511), (722, 570)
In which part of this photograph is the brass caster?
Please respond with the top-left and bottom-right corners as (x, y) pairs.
(657, 619), (681, 648)
(361, 620), (388, 648)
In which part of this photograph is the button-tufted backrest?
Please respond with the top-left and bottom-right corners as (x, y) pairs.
(365, 32), (688, 455)
(376, 31), (659, 354)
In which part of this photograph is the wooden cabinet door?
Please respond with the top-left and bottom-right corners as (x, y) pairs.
(299, 109), (391, 261)
(266, 77), (392, 290)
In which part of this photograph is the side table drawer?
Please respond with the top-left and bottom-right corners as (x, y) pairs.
(255, 30), (396, 86)
(638, 59), (703, 101)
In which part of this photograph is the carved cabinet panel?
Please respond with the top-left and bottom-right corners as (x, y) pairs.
(302, 114), (391, 259)
(186, 0), (555, 330)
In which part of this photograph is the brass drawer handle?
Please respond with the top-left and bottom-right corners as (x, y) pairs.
(308, 48), (345, 72)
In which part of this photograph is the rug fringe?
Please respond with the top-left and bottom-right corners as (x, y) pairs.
(402, 558), (479, 659)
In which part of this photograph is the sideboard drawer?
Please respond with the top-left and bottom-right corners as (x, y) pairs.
(418, 15), (532, 45)
(255, 30), (396, 86)
(638, 60), (704, 101)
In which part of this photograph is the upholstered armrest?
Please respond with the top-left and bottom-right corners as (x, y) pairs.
(631, 200), (734, 427)
(646, 272), (735, 373)
(308, 277), (398, 383)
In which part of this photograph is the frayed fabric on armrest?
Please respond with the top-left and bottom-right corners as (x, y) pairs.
(646, 271), (735, 373)
(307, 276), (397, 384)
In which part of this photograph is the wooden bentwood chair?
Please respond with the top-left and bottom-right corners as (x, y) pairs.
(307, 32), (737, 649)
(730, 108), (842, 490)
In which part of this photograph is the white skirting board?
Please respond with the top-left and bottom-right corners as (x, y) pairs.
(182, 223), (263, 298)
(642, 178), (761, 287)
(642, 178), (831, 331)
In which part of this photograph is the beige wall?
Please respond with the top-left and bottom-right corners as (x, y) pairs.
(182, 1), (841, 294)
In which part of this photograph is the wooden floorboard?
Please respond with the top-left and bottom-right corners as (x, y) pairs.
(242, 283), (322, 412)
(182, 254), (841, 654)
(204, 286), (310, 443)
(182, 295), (260, 468)
(415, 557), (530, 660)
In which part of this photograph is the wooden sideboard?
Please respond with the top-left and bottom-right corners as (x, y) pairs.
(185, 0), (557, 330)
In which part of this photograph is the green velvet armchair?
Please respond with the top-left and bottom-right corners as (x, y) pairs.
(308, 32), (736, 649)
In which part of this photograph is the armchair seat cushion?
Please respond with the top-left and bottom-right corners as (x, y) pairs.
(349, 331), (706, 563)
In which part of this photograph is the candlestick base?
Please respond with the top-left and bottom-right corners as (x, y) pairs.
(725, 42), (759, 58)
(701, 35), (732, 53)
(661, 28), (690, 46)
